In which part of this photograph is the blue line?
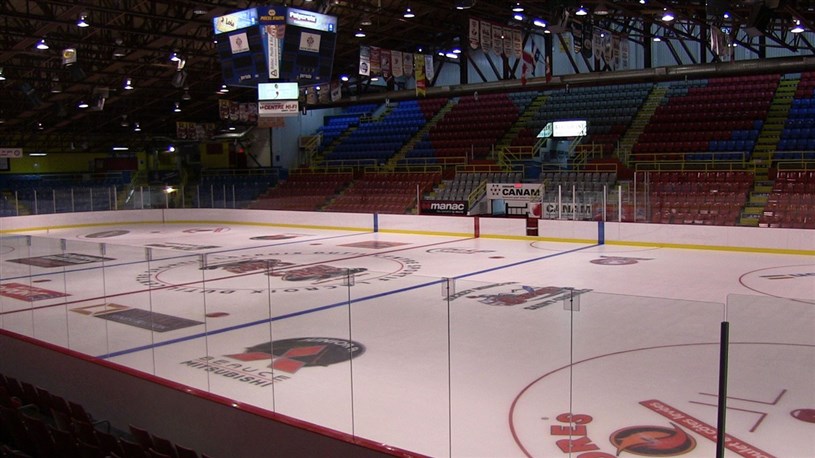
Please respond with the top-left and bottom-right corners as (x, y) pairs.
(98, 243), (598, 359)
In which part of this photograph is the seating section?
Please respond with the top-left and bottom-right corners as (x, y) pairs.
(633, 75), (777, 162)
(760, 170), (815, 228)
(249, 172), (352, 211)
(426, 93), (521, 160)
(197, 173), (277, 209)
(0, 173), (132, 214)
(325, 101), (427, 165)
(541, 171), (618, 193)
(519, 83), (650, 153)
(324, 172), (440, 214)
(1, 371), (206, 458)
(644, 171), (753, 225)
(778, 71), (815, 160)
(316, 103), (379, 152)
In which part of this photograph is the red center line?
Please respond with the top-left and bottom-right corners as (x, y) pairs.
(0, 236), (474, 316)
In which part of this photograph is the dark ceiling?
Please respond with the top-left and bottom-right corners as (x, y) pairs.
(1, 0), (814, 152)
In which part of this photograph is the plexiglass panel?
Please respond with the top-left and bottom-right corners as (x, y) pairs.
(727, 294), (815, 458)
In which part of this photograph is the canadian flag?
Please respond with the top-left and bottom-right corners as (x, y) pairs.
(521, 50), (534, 85)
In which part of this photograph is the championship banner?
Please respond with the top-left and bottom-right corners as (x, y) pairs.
(492, 25), (504, 56)
(298, 31), (321, 53)
(415, 53), (426, 97)
(621, 35), (630, 69)
(424, 54), (434, 82)
(612, 34), (621, 70)
(230, 32), (250, 53)
(545, 33), (553, 82)
(370, 46), (381, 76)
(359, 45), (371, 76)
(512, 30), (523, 59)
(581, 22), (593, 59)
(592, 28), (604, 62)
(503, 28), (514, 57)
(329, 81), (341, 102)
(403, 52), (414, 77)
(480, 21), (492, 55)
(603, 31), (613, 64)
(572, 23), (582, 54)
(392, 50), (403, 77)
(381, 49), (392, 78)
(469, 18), (480, 49)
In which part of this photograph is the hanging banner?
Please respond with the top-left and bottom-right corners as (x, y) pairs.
(415, 53), (426, 96)
(612, 34), (621, 70)
(266, 24), (284, 79)
(424, 54), (434, 82)
(603, 31), (613, 64)
(370, 46), (381, 76)
(330, 81), (341, 102)
(403, 52), (414, 77)
(469, 18), (480, 50)
(359, 45), (370, 76)
(572, 23), (582, 54)
(581, 22), (593, 59)
(0, 148), (23, 158)
(492, 25), (504, 56)
(545, 33), (553, 82)
(392, 50), (403, 77)
(621, 34), (630, 69)
(480, 21), (492, 55)
(503, 28), (514, 57)
(512, 30), (523, 59)
(381, 49), (392, 78)
(593, 28), (604, 62)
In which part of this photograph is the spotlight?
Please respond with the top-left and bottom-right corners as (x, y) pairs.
(36, 38), (49, 50)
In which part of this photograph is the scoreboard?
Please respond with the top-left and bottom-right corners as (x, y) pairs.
(213, 5), (337, 87)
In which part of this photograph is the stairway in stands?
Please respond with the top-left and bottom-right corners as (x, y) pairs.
(614, 85), (666, 163)
(739, 77), (797, 226)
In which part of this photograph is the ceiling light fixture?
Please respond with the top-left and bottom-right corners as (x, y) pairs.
(455, 0), (475, 10)
(173, 101), (181, 112)
(575, 6), (588, 16)
(182, 87), (192, 100)
(661, 9), (675, 22)
(77, 100), (89, 109)
(512, 2), (524, 13)
(513, 13), (524, 21)
(533, 18), (547, 28)
(36, 38), (49, 50)
(123, 77), (133, 90)
(403, 6), (415, 18)
(133, 122), (141, 132)
(594, 2), (609, 16)
(219, 84), (229, 93)
(0, 67), (5, 81)
(355, 27), (366, 38)
(169, 50), (181, 62)
(791, 19), (805, 33)
(360, 15), (373, 26)
(76, 13), (90, 28)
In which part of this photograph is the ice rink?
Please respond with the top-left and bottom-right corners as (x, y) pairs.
(1, 221), (813, 457)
